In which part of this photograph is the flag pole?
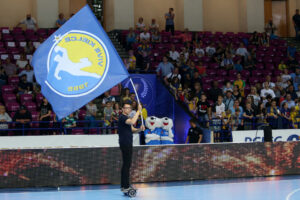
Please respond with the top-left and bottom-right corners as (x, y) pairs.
(129, 78), (144, 127)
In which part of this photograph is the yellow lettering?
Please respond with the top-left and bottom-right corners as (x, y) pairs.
(68, 87), (73, 91)
(74, 86), (79, 91)
(79, 84), (84, 89)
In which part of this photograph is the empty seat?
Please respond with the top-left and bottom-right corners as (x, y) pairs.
(6, 102), (20, 112)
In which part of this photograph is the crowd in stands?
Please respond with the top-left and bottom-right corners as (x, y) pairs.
(0, 13), (147, 136)
(122, 9), (300, 141)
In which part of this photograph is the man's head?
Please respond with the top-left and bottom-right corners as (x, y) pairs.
(266, 75), (271, 82)
(296, 9), (299, 14)
(189, 118), (197, 128)
(26, 14), (31, 20)
(169, 8), (174, 13)
(151, 18), (156, 24)
(130, 92), (136, 100)
(201, 93), (207, 101)
(21, 74), (27, 82)
(20, 105), (27, 114)
(162, 56), (168, 63)
(213, 80), (218, 88)
(194, 82), (201, 91)
(104, 91), (110, 97)
(217, 95), (223, 103)
(122, 101), (132, 115)
(59, 13), (64, 19)
(264, 82), (270, 89)
(226, 90), (233, 98)
(271, 99), (277, 107)
(286, 93), (292, 101)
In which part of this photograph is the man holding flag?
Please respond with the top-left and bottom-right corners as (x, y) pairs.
(31, 5), (144, 196)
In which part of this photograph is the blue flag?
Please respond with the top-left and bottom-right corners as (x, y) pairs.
(31, 5), (129, 119)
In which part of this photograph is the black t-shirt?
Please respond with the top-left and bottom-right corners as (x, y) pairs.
(293, 14), (300, 27)
(40, 103), (52, 121)
(244, 109), (254, 123)
(13, 110), (32, 122)
(197, 101), (210, 116)
(188, 127), (203, 143)
(118, 114), (133, 146)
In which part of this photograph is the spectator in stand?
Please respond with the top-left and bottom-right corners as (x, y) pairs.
(164, 67), (181, 85)
(230, 99), (244, 118)
(196, 61), (206, 76)
(244, 55), (255, 70)
(121, 88), (131, 104)
(259, 32), (270, 46)
(233, 58), (243, 72)
(231, 108), (243, 131)
(136, 17), (145, 31)
(19, 64), (34, 83)
(151, 29), (161, 44)
(278, 60), (287, 71)
(232, 85), (242, 102)
(103, 101), (113, 134)
(260, 82), (276, 100)
(250, 31), (260, 45)
(296, 85), (300, 98)
(169, 44), (180, 62)
(223, 90), (235, 111)
(290, 67), (300, 91)
(233, 73), (245, 97)
(62, 113), (76, 135)
(236, 43), (248, 58)
(169, 76), (181, 96)
(293, 9), (300, 40)
(221, 54), (234, 70)
(127, 50), (136, 71)
(24, 41), (35, 54)
(188, 96), (198, 115)
(156, 56), (174, 77)
(39, 97), (52, 135)
(0, 67), (7, 87)
(266, 99), (281, 129)
(192, 82), (203, 100)
(149, 19), (159, 33)
(209, 81), (223, 103)
(102, 91), (116, 106)
(56, 13), (67, 28)
(112, 102), (122, 121)
(16, 54), (29, 69)
(165, 8), (175, 35)
(205, 42), (216, 57)
(178, 28), (192, 44)
(281, 102), (291, 129)
(136, 39), (151, 67)
(185, 119), (203, 144)
(129, 93), (136, 104)
(180, 47), (189, 62)
(84, 100), (98, 134)
(211, 95), (225, 142)
(0, 105), (12, 136)
(139, 28), (151, 42)
(265, 19), (277, 36)
(17, 14), (37, 30)
(129, 101), (138, 119)
(194, 43), (205, 58)
(281, 68), (291, 83)
(248, 86), (261, 106)
(223, 81), (233, 94)
(3, 58), (17, 78)
(13, 105), (32, 135)
(262, 75), (275, 89)
(222, 110), (232, 140)
(280, 93), (296, 108)
(18, 74), (33, 95)
(288, 43), (297, 59)
(256, 102), (267, 127)
(287, 84), (298, 100)
(126, 28), (136, 50)
(243, 102), (254, 130)
(197, 93), (211, 128)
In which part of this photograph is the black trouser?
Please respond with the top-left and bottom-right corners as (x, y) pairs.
(166, 24), (174, 35)
(120, 145), (133, 189)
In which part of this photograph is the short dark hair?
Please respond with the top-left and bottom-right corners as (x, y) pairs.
(122, 101), (132, 108)
(189, 118), (197, 124)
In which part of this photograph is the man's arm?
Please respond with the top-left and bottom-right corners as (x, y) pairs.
(185, 136), (189, 144)
(198, 135), (203, 143)
(131, 125), (145, 133)
(125, 104), (142, 125)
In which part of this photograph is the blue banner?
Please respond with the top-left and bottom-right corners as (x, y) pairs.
(122, 74), (156, 116)
(31, 5), (129, 119)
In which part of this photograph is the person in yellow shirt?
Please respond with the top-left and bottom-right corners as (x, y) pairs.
(278, 60), (287, 71)
(128, 50), (136, 70)
(233, 73), (245, 97)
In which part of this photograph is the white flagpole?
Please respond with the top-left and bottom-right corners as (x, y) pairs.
(129, 78), (144, 127)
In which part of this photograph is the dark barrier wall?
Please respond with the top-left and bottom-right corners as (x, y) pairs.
(1, 142), (300, 188)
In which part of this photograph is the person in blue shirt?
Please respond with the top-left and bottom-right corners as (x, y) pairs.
(156, 56), (174, 77)
(165, 8), (175, 35)
(288, 43), (297, 59)
(280, 102), (291, 129)
(56, 13), (67, 28)
(266, 99), (281, 129)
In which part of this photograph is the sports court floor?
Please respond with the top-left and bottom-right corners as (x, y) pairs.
(0, 175), (299, 200)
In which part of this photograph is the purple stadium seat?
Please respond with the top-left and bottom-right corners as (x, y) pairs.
(202, 56), (210, 63)
(205, 69), (216, 76)
(241, 70), (250, 78)
(274, 70), (282, 76)
(252, 70), (262, 77)
(2, 34), (14, 41)
(229, 70), (238, 77)
(210, 63), (219, 69)
(36, 29), (47, 36)
(217, 69), (227, 76)
(265, 64), (275, 70)
(31, 111), (40, 121)
(249, 77), (260, 85)
(201, 77), (213, 84)
(226, 76), (236, 83)
(170, 37), (180, 44)
(20, 94), (33, 104)
(6, 102), (20, 112)
(24, 102), (37, 112)
(202, 84), (212, 92)
(161, 36), (169, 43)
(3, 93), (16, 103)
(263, 56), (273, 64)
(1, 85), (15, 94)
(78, 109), (86, 120)
(72, 129), (85, 135)
(256, 63), (264, 70)
(263, 70), (272, 76)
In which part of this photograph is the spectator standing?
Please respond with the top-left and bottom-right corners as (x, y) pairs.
(149, 19), (159, 33)
(13, 106), (32, 136)
(39, 97), (52, 135)
(293, 9), (300, 40)
(165, 8), (175, 35)
(56, 13), (67, 28)
(136, 17), (145, 31)
(185, 119), (203, 144)
(84, 101), (98, 133)
(17, 14), (37, 30)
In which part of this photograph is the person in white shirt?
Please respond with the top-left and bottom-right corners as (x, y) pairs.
(136, 17), (145, 31)
(164, 67), (181, 85)
(169, 45), (180, 61)
(149, 18), (159, 33)
(195, 43), (205, 57)
(16, 54), (28, 69)
(205, 43), (216, 56)
(139, 28), (150, 42)
(17, 14), (37, 30)
(18, 64), (34, 83)
(262, 75), (275, 89)
(260, 82), (276, 99)
(236, 43), (248, 57)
